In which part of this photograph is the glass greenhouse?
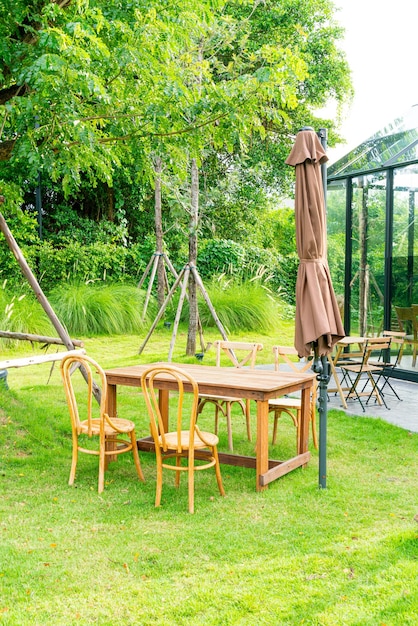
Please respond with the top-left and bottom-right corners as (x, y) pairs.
(327, 104), (418, 381)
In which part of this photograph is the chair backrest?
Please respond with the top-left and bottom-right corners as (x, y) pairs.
(140, 365), (200, 453)
(411, 305), (418, 337)
(362, 337), (392, 365)
(213, 340), (263, 369)
(382, 330), (405, 365)
(272, 345), (312, 374)
(395, 306), (414, 335)
(60, 354), (108, 437)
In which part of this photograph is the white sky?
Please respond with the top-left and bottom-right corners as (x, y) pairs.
(324, 0), (418, 164)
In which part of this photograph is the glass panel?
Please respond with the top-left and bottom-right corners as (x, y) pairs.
(391, 164), (418, 370)
(328, 105), (418, 178)
(326, 179), (346, 328)
(350, 173), (386, 336)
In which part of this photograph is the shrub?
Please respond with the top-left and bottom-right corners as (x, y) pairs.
(35, 240), (156, 291)
(176, 276), (289, 333)
(197, 239), (246, 278)
(48, 282), (153, 336)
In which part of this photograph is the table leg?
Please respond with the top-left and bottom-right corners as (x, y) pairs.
(299, 386), (310, 457)
(256, 400), (269, 492)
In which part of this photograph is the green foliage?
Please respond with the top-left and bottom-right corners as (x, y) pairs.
(0, 287), (54, 339)
(177, 276), (290, 333)
(48, 282), (151, 336)
(36, 240), (153, 291)
(198, 239), (246, 278)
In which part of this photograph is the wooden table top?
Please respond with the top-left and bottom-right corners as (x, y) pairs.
(105, 362), (316, 402)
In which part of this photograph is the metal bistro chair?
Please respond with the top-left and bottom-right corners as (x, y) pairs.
(61, 354), (145, 493)
(269, 345), (318, 451)
(197, 340), (263, 451)
(140, 365), (225, 514)
(364, 330), (405, 402)
(340, 337), (392, 411)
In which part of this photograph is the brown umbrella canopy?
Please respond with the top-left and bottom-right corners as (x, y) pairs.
(286, 129), (345, 357)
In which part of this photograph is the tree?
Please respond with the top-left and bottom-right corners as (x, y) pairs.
(0, 0), (353, 348)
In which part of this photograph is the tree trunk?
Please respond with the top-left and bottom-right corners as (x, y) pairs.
(186, 158), (199, 355)
(154, 156), (165, 309)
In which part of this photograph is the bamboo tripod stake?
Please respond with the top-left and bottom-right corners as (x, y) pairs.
(0, 204), (100, 401)
(138, 262), (229, 360)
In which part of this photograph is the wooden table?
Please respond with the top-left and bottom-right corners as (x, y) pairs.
(104, 362), (315, 492)
(327, 336), (365, 408)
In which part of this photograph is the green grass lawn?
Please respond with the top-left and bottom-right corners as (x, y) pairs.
(1, 329), (417, 625)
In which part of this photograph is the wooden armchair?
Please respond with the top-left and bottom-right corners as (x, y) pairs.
(140, 365), (225, 514)
(269, 345), (318, 450)
(197, 340), (263, 451)
(60, 354), (145, 493)
(395, 306), (418, 366)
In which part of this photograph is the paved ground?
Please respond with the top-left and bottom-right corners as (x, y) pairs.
(256, 363), (418, 434)
(327, 375), (418, 433)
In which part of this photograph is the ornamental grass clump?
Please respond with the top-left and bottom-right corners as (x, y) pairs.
(0, 285), (54, 343)
(197, 277), (283, 333)
(48, 282), (151, 336)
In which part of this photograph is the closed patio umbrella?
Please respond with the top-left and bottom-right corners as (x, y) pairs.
(286, 128), (345, 488)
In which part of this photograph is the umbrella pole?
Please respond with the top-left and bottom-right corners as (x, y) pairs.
(317, 127), (330, 489)
(312, 348), (331, 489)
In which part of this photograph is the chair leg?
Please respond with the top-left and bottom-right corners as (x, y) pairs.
(69, 438), (78, 486)
(213, 446), (226, 497)
(272, 410), (281, 444)
(155, 452), (163, 507)
(225, 402), (233, 451)
(245, 399), (252, 442)
(188, 452), (195, 514)
(345, 371), (366, 411)
(130, 431), (145, 482)
(366, 372), (385, 407)
(214, 404), (219, 435)
(376, 372), (402, 401)
(98, 438), (106, 494)
(175, 455), (181, 487)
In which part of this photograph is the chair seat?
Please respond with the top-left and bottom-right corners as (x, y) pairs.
(341, 363), (382, 374)
(269, 397), (301, 409)
(79, 417), (137, 436)
(161, 430), (219, 450)
(199, 393), (244, 403)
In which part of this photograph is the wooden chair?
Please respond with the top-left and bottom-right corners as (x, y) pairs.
(269, 346), (318, 450)
(365, 330), (405, 401)
(197, 340), (263, 451)
(60, 354), (145, 493)
(340, 337), (392, 411)
(140, 365), (225, 514)
(395, 306), (418, 366)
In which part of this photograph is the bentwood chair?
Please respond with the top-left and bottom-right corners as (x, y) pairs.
(60, 354), (145, 493)
(269, 345), (318, 450)
(197, 340), (263, 451)
(340, 337), (392, 411)
(140, 365), (225, 514)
